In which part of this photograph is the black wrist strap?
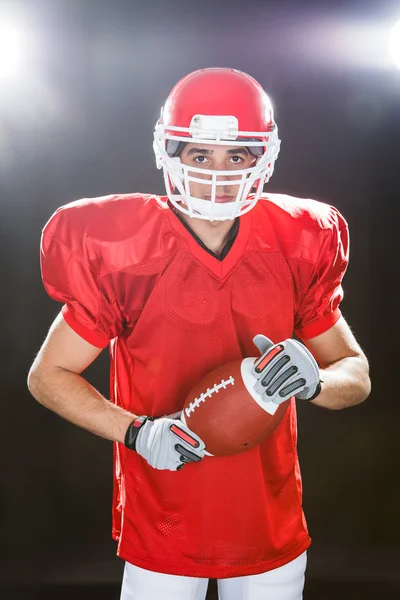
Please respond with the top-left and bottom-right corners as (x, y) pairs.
(307, 379), (323, 401)
(124, 416), (151, 450)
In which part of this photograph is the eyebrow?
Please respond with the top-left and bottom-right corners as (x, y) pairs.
(186, 147), (249, 156)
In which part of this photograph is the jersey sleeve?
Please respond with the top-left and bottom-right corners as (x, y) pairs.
(40, 206), (124, 348)
(294, 206), (349, 340)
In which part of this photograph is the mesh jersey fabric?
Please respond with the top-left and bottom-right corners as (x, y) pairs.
(40, 192), (349, 578)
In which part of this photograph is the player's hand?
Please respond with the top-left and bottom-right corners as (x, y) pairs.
(125, 414), (206, 471)
(251, 334), (322, 404)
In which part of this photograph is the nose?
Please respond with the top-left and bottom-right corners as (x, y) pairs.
(213, 161), (232, 179)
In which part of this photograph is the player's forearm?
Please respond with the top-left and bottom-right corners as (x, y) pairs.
(27, 367), (135, 443)
(310, 355), (371, 410)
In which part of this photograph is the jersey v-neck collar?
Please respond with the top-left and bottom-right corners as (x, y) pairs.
(170, 205), (240, 261)
(166, 204), (252, 279)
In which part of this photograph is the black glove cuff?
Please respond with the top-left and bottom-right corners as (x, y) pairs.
(124, 416), (152, 450)
(306, 379), (323, 401)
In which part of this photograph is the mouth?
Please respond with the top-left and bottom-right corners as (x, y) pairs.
(204, 195), (234, 204)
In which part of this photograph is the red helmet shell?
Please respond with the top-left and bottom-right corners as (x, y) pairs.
(161, 68), (276, 137)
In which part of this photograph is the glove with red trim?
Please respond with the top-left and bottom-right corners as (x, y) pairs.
(251, 334), (323, 404)
(125, 415), (206, 471)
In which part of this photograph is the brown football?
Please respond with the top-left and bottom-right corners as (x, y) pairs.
(181, 357), (290, 457)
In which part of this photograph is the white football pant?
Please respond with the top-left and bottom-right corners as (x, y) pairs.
(120, 550), (307, 600)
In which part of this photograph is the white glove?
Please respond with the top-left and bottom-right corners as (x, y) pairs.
(252, 334), (322, 405)
(125, 415), (206, 471)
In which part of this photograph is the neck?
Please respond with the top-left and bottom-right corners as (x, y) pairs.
(179, 213), (236, 256)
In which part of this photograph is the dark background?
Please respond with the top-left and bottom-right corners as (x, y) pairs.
(1, 0), (399, 598)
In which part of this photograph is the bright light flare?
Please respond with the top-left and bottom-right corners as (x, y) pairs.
(0, 21), (22, 77)
(388, 20), (400, 69)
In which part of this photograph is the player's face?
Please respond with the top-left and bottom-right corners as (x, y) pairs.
(179, 143), (257, 203)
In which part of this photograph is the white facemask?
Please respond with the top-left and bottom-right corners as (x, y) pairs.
(153, 114), (281, 221)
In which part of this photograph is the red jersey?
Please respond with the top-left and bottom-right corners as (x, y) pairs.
(40, 193), (349, 578)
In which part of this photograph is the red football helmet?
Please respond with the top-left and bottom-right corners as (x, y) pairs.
(153, 68), (281, 221)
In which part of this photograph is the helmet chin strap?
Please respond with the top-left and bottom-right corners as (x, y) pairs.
(184, 196), (239, 220)
(170, 193), (258, 221)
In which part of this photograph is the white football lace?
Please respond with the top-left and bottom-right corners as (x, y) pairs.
(184, 377), (235, 418)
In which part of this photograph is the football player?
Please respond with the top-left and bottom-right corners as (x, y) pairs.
(28, 68), (371, 600)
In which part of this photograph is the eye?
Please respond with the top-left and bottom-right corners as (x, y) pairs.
(194, 155), (208, 164)
(229, 155), (243, 164)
